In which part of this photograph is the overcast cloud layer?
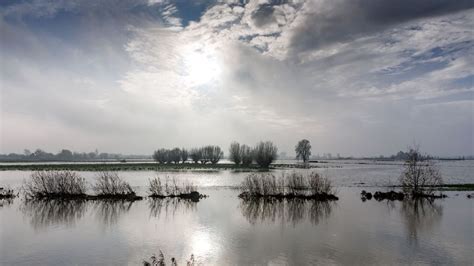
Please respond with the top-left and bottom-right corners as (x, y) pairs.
(1, 0), (473, 157)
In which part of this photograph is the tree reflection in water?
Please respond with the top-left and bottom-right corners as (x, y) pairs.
(20, 199), (88, 229)
(148, 198), (197, 218)
(240, 198), (335, 225)
(0, 198), (14, 208)
(93, 200), (135, 226)
(400, 198), (443, 244)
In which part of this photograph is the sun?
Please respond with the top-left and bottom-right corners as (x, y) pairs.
(184, 49), (221, 86)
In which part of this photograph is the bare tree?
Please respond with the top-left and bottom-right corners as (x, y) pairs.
(180, 148), (188, 164)
(190, 148), (202, 164)
(169, 148), (181, 164)
(240, 144), (253, 166)
(201, 146), (211, 164)
(229, 142), (241, 165)
(399, 146), (443, 197)
(254, 141), (278, 168)
(153, 149), (168, 164)
(209, 146), (223, 164)
(295, 139), (311, 163)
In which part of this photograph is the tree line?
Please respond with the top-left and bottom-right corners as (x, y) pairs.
(152, 146), (224, 165)
(0, 149), (144, 162)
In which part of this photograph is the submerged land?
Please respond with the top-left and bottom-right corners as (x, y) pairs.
(0, 162), (316, 171)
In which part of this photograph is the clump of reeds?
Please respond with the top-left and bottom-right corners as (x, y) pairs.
(287, 172), (306, 194)
(307, 172), (334, 195)
(0, 186), (16, 199)
(143, 251), (195, 266)
(148, 176), (201, 201)
(23, 171), (87, 199)
(239, 171), (337, 200)
(92, 172), (136, 197)
(241, 173), (285, 196)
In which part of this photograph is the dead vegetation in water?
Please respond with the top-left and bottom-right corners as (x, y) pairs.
(0, 186), (16, 199)
(239, 172), (338, 201)
(148, 176), (205, 202)
(23, 170), (88, 199)
(92, 172), (142, 200)
(143, 251), (196, 266)
(22, 171), (142, 201)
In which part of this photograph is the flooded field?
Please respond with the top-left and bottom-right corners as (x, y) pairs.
(0, 160), (473, 265)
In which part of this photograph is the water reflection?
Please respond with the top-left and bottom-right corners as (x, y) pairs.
(240, 198), (334, 225)
(148, 198), (197, 218)
(93, 200), (135, 226)
(400, 199), (443, 244)
(0, 198), (14, 207)
(20, 199), (88, 229)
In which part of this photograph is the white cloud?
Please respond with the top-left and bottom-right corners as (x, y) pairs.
(1, 1), (473, 156)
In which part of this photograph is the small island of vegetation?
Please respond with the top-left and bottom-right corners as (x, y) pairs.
(239, 172), (338, 201)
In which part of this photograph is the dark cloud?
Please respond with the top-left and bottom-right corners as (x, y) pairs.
(290, 0), (474, 53)
(251, 4), (275, 27)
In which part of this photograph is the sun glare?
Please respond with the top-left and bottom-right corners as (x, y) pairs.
(184, 49), (221, 86)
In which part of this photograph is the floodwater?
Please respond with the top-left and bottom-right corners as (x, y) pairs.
(0, 160), (473, 265)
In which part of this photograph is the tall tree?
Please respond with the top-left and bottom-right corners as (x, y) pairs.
(229, 142), (241, 165)
(295, 139), (311, 163)
(254, 141), (278, 168)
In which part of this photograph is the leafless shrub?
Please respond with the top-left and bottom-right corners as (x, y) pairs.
(241, 173), (284, 196)
(149, 177), (163, 196)
(92, 172), (134, 196)
(287, 172), (306, 194)
(23, 171), (87, 198)
(240, 172), (335, 198)
(399, 146), (443, 197)
(149, 176), (197, 196)
(307, 172), (333, 195)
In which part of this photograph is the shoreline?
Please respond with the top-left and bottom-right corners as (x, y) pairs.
(0, 162), (318, 171)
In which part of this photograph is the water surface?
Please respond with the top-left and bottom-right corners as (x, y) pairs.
(0, 160), (472, 265)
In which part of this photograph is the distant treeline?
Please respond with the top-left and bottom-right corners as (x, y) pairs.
(376, 151), (469, 161)
(152, 146), (223, 165)
(0, 149), (150, 162)
(153, 141), (279, 168)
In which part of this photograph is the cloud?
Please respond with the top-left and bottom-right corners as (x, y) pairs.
(288, 0), (474, 55)
(1, 0), (473, 156)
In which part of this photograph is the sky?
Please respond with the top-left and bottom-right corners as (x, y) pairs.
(0, 0), (473, 157)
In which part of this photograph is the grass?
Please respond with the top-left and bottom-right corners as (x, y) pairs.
(432, 184), (474, 191)
(0, 162), (319, 171)
(389, 183), (474, 191)
(239, 172), (338, 201)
